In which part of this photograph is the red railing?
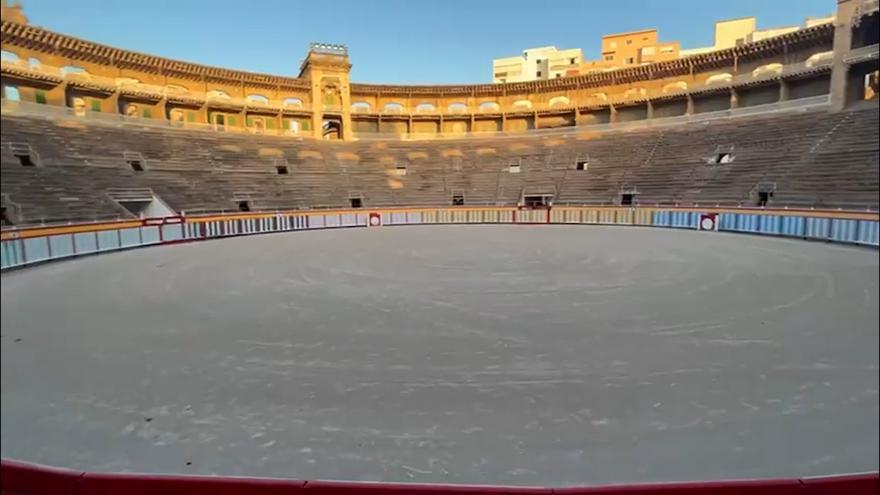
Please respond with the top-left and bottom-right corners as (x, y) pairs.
(2, 460), (877, 495)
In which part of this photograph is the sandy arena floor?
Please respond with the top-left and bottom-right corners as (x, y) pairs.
(1, 225), (878, 486)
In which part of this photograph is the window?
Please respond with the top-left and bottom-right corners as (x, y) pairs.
(626, 40), (633, 45)
(604, 55), (614, 61)
(15, 152), (34, 167)
(625, 57), (634, 64)
(524, 195), (549, 207)
(125, 104), (139, 117)
(72, 97), (86, 117)
(660, 46), (675, 53)
(90, 99), (101, 112)
(395, 163), (407, 176)
(452, 193), (465, 206)
(536, 71), (542, 77)
(282, 97), (303, 108)
(642, 46), (655, 56)
(186, 111), (196, 123)
(575, 157), (589, 171)
(276, 165), (288, 175)
(556, 74), (561, 78)
(128, 159), (144, 172)
(214, 113), (226, 131)
(35, 89), (46, 104)
(570, 58), (576, 64)
(349, 197), (362, 208)
(620, 193), (634, 206)
(757, 191), (771, 207)
(238, 200), (251, 212)
(509, 160), (521, 173)
(3, 85), (20, 101)
(28, 57), (40, 68)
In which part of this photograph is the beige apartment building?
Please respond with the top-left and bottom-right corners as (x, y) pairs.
(492, 46), (583, 83)
(493, 13), (834, 82)
(680, 15), (835, 56)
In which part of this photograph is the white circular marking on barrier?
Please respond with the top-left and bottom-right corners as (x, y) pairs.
(701, 217), (715, 231)
(369, 213), (381, 227)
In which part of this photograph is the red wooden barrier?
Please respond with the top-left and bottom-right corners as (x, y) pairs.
(2, 460), (877, 495)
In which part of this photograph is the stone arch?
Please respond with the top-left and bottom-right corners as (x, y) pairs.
(752, 63), (783, 77)
(590, 92), (608, 102)
(415, 102), (436, 113)
(662, 81), (688, 93)
(27, 57), (40, 68)
(512, 99), (532, 110)
(383, 102), (404, 113)
(478, 101), (500, 112)
(283, 97), (304, 108)
(246, 94), (269, 104)
(166, 84), (188, 93)
(705, 73), (733, 85)
(207, 90), (230, 99)
(351, 101), (371, 112)
(0, 50), (19, 62)
(447, 102), (468, 113)
(548, 96), (570, 108)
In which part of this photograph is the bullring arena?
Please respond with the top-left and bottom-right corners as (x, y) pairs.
(1, 0), (879, 493)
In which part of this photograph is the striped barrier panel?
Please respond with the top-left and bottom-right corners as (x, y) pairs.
(805, 217), (831, 239)
(653, 210), (698, 229)
(857, 220), (880, 246)
(780, 216), (806, 237)
(830, 219), (859, 243)
(2, 207), (877, 270)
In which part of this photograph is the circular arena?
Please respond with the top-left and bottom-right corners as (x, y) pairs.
(2, 224), (878, 487)
(1, 0), (879, 492)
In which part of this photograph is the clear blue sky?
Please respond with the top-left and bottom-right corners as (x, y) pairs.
(18, 0), (832, 84)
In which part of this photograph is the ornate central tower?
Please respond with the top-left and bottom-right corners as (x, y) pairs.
(299, 43), (352, 140)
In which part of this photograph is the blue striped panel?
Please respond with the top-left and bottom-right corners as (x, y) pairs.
(1, 240), (25, 268)
(758, 215), (781, 235)
(718, 213), (738, 231)
(805, 218), (830, 238)
(96, 230), (120, 251)
(325, 214), (340, 227)
(830, 219), (858, 243)
(857, 221), (879, 246)
(780, 216), (805, 237)
(407, 212), (423, 224)
(48, 235), (74, 258)
(652, 211), (669, 227)
(141, 226), (161, 244)
(74, 232), (98, 253)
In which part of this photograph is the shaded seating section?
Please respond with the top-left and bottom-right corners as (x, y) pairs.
(1, 104), (878, 224)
